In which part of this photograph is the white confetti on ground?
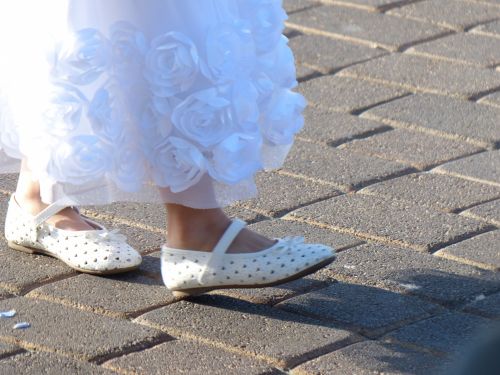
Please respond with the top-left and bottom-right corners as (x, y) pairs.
(399, 283), (421, 291)
(473, 294), (486, 302)
(13, 322), (30, 330)
(0, 310), (16, 318)
(343, 265), (356, 269)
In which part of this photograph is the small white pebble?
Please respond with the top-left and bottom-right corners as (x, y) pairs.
(13, 322), (30, 330)
(399, 283), (421, 291)
(343, 265), (356, 269)
(474, 294), (486, 302)
(0, 310), (16, 318)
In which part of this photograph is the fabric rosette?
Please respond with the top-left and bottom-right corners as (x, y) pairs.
(144, 32), (200, 97)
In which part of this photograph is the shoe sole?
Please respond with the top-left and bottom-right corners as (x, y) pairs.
(170, 255), (336, 298)
(8, 241), (140, 276)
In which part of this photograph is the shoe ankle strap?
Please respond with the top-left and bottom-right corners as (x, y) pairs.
(198, 218), (246, 285)
(31, 200), (68, 227)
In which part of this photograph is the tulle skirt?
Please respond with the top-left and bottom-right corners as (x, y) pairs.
(0, 0), (306, 208)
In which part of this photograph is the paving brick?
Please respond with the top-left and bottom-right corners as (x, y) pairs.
(407, 32), (500, 67)
(0, 352), (115, 374)
(479, 90), (500, 108)
(315, 242), (500, 306)
(340, 128), (483, 169)
(471, 18), (500, 38)
(287, 194), (491, 252)
(0, 343), (22, 360)
(463, 292), (500, 319)
(340, 54), (500, 99)
(0, 297), (166, 361)
(298, 75), (409, 113)
(291, 340), (447, 375)
(385, 311), (495, 355)
(435, 230), (500, 271)
(298, 107), (393, 147)
(296, 63), (321, 80)
(26, 273), (174, 319)
(289, 34), (387, 74)
(283, 140), (415, 191)
(0, 174), (17, 193)
(361, 94), (500, 149)
(287, 5), (448, 51)
(358, 173), (500, 213)
(322, 0), (420, 12)
(136, 295), (359, 368)
(278, 283), (442, 338)
(105, 338), (280, 375)
(461, 199), (500, 226)
(239, 171), (341, 217)
(135, 251), (161, 278)
(248, 218), (365, 251)
(0, 246), (77, 295)
(433, 150), (500, 187)
(283, 0), (321, 13)
(387, 0), (500, 31)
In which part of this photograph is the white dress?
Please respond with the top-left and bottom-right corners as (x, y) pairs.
(0, 0), (305, 208)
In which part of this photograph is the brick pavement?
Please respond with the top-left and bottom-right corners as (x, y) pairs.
(1, 1), (499, 374)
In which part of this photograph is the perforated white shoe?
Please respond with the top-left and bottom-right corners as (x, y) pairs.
(4, 195), (142, 275)
(161, 218), (336, 297)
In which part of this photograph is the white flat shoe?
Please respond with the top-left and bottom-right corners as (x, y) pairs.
(4, 195), (142, 275)
(161, 218), (336, 297)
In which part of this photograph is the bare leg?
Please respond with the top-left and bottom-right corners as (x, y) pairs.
(15, 160), (94, 231)
(165, 203), (277, 253)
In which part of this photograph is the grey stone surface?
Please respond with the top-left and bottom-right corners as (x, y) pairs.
(433, 150), (500, 187)
(283, 140), (415, 191)
(471, 18), (500, 38)
(287, 194), (491, 252)
(385, 311), (495, 355)
(287, 5), (448, 51)
(249, 218), (365, 251)
(435, 230), (500, 271)
(387, 0), (500, 31)
(212, 277), (332, 306)
(26, 273), (174, 319)
(283, 0), (321, 13)
(291, 340), (446, 375)
(0, 343), (22, 360)
(0, 246), (77, 295)
(461, 198), (500, 226)
(239, 171), (341, 217)
(463, 292), (500, 319)
(0, 174), (17, 193)
(289, 34), (387, 74)
(0, 352), (116, 375)
(136, 295), (359, 368)
(321, 0), (419, 12)
(298, 107), (393, 147)
(358, 172), (500, 213)
(278, 283), (442, 338)
(341, 54), (500, 99)
(0, 297), (166, 361)
(340, 128), (483, 170)
(361, 94), (500, 149)
(298, 75), (409, 113)
(479, 90), (500, 108)
(407, 32), (500, 67)
(315, 243), (500, 306)
(105, 339), (279, 375)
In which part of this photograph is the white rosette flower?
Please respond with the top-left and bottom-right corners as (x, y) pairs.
(43, 84), (88, 137)
(111, 145), (146, 192)
(258, 35), (297, 88)
(88, 83), (126, 142)
(171, 88), (235, 148)
(144, 32), (200, 97)
(261, 89), (307, 145)
(48, 135), (112, 184)
(230, 80), (260, 133)
(150, 136), (206, 192)
(52, 28), (110, 85)
(110, 21), (148, 82)
(202, 20), (256, 83)
(238, 0), (287, 53)
(207, 133), (263, 185)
